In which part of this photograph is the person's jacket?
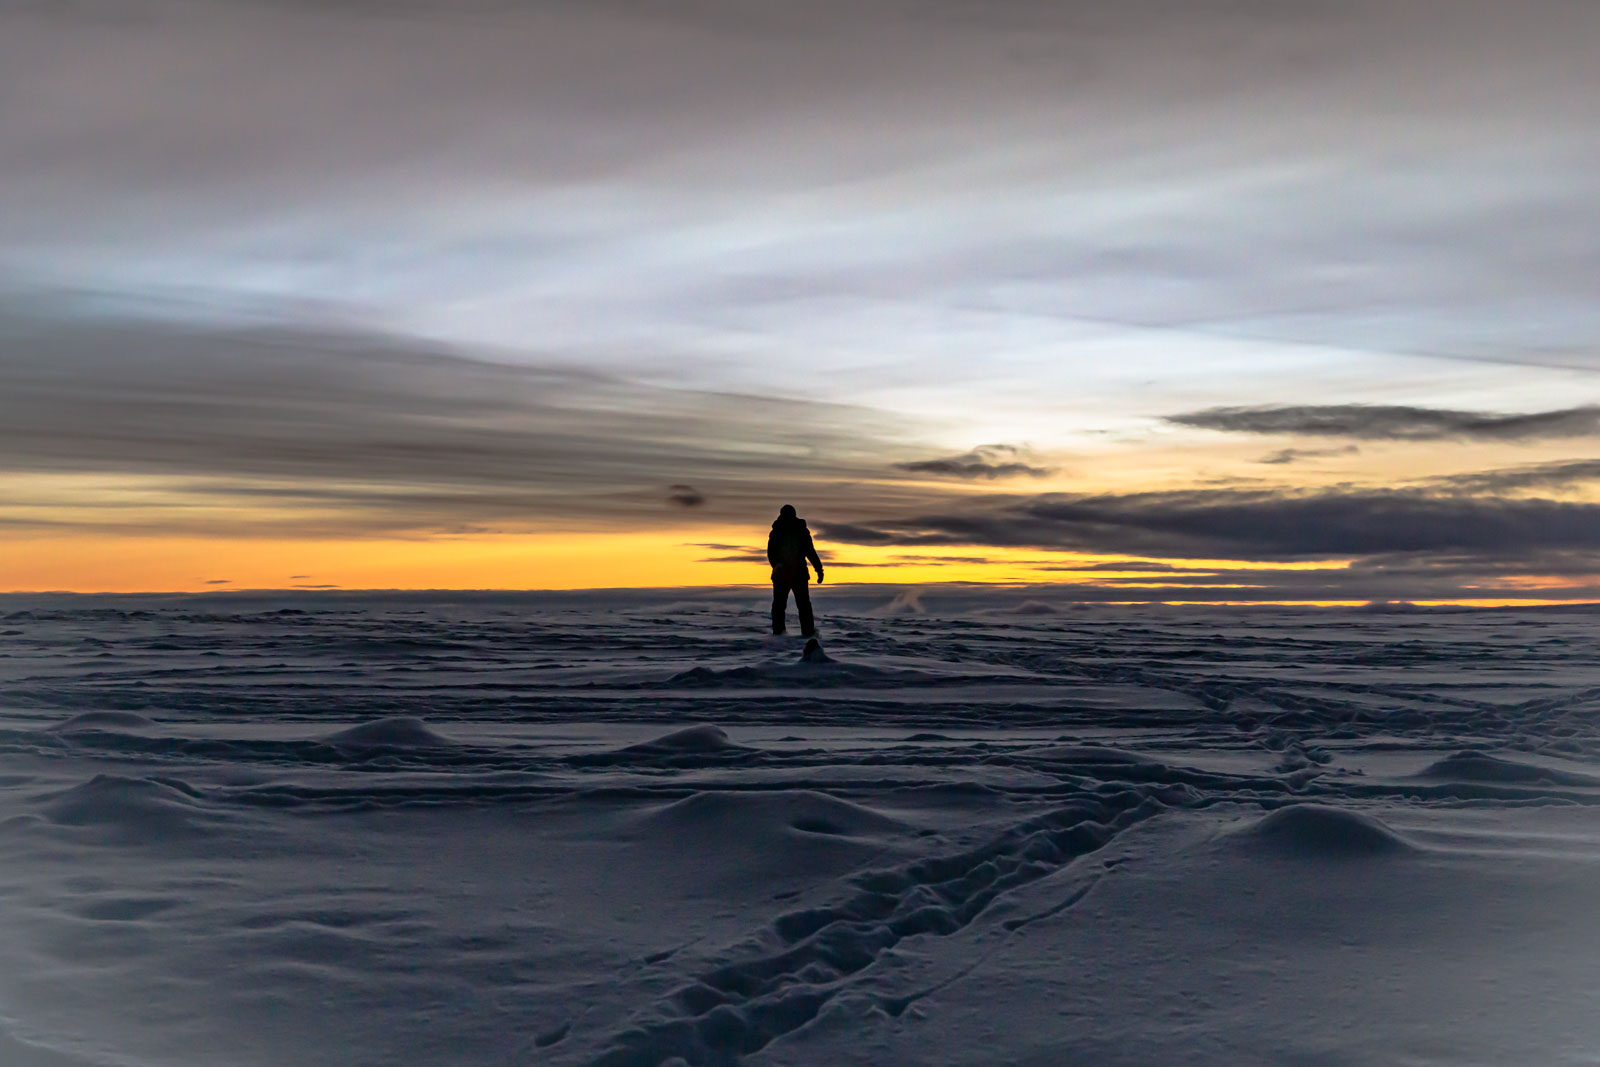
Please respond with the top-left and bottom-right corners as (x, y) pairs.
(768, 514), (823, 578)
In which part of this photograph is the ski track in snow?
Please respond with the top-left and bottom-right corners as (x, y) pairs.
(2, 592), (1599, 1066)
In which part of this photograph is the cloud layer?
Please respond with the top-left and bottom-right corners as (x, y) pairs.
(1171, 405), (1600, 441)
(0, 304), (945, 535)
(5, 0), (1600, 393)
(893, 445), (1053, 480)
(5, 0), (1600, 600)
(821, 489), (1600, 560)
(5, 297), (1600, 599)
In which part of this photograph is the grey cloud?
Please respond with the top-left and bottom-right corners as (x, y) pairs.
(1345, 550), (1600, 577)
(667, 484), (706, 507)
(1015, 553), (1600, 602)
(1171, 405), (1600, 441)
(0, 304), (951, 536)
(893, 445), (1053, 480)
(814, 522), (902, 546)
(1036, 560), (1209, 573)
(932, 549), (1600, 601)
(3, 0), (1600, 378)
(822, 489), (1600, 560)
(1424, 459), (1600, 494)
(1259, 445), (1360, 465)
(1094, 573), (1273, 588)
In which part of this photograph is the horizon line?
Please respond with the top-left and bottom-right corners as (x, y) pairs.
(3, 585), (1600, 610)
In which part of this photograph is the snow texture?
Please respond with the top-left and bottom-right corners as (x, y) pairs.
(2, 589), (1599, 1065)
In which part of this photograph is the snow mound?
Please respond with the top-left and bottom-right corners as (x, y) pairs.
(636, 724), (741, 752)
(1416, 751), (1600, 787)
(48, 711), (158, 732)
(638, 789), (906, 839)
(41, 775), (209, 841)
(1228, 804), (1414, 859)
(571, 724), (759, 768)
(323, 717), (455, 749)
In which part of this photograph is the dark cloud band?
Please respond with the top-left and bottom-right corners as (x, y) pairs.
(893, 444), (1054, 480)
(1424, 459), (1600, 494)
(1169, 405), (1600, 441)
(0, 304), (944, 535)
(822, 489), (1600, 560)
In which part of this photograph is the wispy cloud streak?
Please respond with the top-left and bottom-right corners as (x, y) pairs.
(823, 489), (1600, 560)
(0, 306), (942, 534)
(1171, 405), (1600, 441)
(893, 445), (1053, 480)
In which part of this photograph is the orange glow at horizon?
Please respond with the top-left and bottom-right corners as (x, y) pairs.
(2, 528), (1598, 606)
(4, 531), (1150, 592)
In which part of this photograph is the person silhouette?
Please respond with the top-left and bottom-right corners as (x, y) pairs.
(767, 504), (823, 636)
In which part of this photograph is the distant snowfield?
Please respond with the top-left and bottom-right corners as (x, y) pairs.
(1, 590), (1598, 1066)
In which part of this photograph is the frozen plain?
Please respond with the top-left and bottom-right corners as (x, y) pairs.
(1, 588), (1598, 1066)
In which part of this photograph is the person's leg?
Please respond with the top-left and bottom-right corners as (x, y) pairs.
(794, 578), (815, 636)
(771, 573), (789, 634)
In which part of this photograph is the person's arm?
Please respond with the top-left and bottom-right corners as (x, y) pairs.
(805, 531), (824, 583)
(767, 527), (780, 569)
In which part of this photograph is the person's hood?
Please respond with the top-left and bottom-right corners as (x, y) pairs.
(772, 514), (807, 530)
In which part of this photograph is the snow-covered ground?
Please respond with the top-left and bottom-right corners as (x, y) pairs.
(2, 590), (1598, 1065)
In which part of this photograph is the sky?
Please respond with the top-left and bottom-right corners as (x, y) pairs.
(4, 0), (1600, 601)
